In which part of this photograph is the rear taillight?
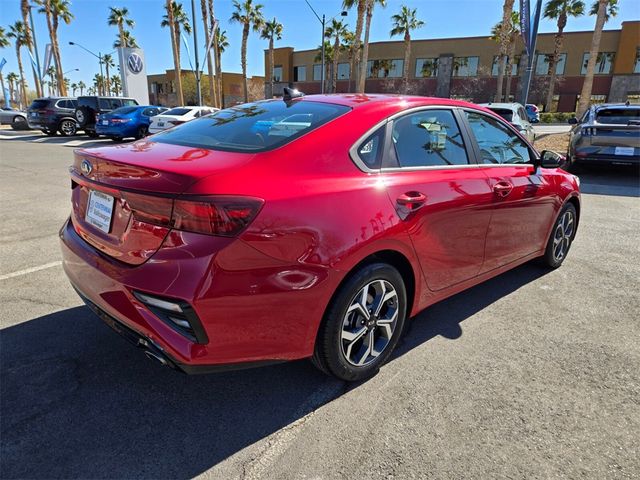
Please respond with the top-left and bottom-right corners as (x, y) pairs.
(172, 196), (264, 237)
(121, 191), (173, 226)
(111, 118), (129, 124)
(43, 108), (55, 115)
(168, 120), (185, 126)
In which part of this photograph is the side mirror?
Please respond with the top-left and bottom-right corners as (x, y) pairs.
(538, 150), (565, 169)
(568, 117), (578, 125)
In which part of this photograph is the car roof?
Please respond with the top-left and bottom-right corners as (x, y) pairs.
(478, 102), (524, 110)
(593, 103), (639, 110)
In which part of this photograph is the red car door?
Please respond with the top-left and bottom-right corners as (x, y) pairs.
(379, 108), (494, 291)
(463, 110), (558, 271)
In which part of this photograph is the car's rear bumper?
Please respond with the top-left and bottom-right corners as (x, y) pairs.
(95, 124), (136, 137)
(59, 216), (328, 372)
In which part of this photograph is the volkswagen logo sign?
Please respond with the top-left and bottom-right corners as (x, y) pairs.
(127, 53), (144, 74)
(81, 159), (92, 175)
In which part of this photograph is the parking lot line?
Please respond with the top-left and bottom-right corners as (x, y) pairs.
(0, 261), (62, 281)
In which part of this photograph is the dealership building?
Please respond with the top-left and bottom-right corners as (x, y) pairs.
(265, 20), (640, 112)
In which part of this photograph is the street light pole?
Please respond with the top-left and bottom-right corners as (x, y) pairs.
(69, 42), (107, 94)
(190, 0), (202, 105)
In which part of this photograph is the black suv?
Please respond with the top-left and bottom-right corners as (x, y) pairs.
(75, 96), (138, 137)
(27, 97), (79, 136)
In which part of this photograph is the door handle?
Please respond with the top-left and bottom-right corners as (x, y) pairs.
(493, 181), (514, 197)
(397, 192), (427, 209)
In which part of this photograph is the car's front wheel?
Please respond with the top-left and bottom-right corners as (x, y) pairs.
(542, 203), (577, 268)
(312, 263), (407, 381)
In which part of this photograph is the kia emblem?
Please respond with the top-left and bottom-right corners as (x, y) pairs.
(81, 159), (92, 175)
(127, 53), (144, 74)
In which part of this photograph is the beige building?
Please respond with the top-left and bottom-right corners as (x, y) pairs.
(148, 69), (265, 108)
(265, 21), (640, 112)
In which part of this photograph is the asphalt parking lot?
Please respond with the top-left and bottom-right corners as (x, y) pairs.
(1, 130), (639, 479)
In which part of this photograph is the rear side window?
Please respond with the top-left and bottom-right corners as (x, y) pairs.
(354, 126), (386, 169)
(153, 100), (350, 152)
(595, 108), (640, 124)
(465, 111), (532, 164)
(165, 108), (192, 116)
(78, 97), (97, 108)
(99, 98), (120, 110)
(391, 109), (469, 167)
(142, 107), (160, 117)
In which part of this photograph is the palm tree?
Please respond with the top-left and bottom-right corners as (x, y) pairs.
(261, 17), (283, 98)
(108, 6), (135, 48)
(543, 0), (585, 111)
(230, 0), (265, 103)
(7, 22), (29, 108)
(324, 19), (348, 93)
(113, 30), (138, 48)
(490, 11), (520, 102)
(103, 53), (115, 97)
(0, 27), (10, 104)
(7, 72), (19, 105)
(215, 27), (228, 107)
(21, 0), (43, 97)
(358, 0), (386, 93)
(93, 73), (105, 96)
(314, 41), (335, 93)
(208, 0), (222, 107)
(46, 65), (56, 94)
(199, 0), (217, 107)
(577, 0), (618, 115)
(78, 80), (86, 95)
(162, 1), (191, 106)
(70, 82), (77, 95)
(37, 0), (73, 96)
(111, 75), (121, 95)
(343, 0), (366, 92)
(390, 5), (424, 94)
(495, 0), (515, 102)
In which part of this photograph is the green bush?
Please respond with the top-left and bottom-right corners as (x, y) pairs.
(540, 112), (576, 123)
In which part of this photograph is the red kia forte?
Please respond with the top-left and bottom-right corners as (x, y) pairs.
(60, 94), (580, 381)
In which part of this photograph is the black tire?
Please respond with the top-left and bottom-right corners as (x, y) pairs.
(86, 130), (99, 138)
(75, 106), (92, 127)
(111, 136), (123, 142)
(312, 263), (407, 381)
(42, 129), (56, 136)
(58, 119), (77, 137)
(541, 203), (578, 269)
(11, 116), (27, 130)
(135, 125), (148, 139)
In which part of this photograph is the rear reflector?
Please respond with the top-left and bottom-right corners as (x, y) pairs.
(172, 196), (264, 237)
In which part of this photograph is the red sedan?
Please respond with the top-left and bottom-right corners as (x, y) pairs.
(60, 94), (580, 381)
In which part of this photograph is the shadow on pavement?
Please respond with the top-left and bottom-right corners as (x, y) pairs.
(0, 262), (549, 478)
(577, 166), (640, 197)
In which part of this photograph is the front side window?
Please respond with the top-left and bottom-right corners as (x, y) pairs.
(465, 111), (532, 164)
(581, 52), (615, 74)
(452, 57), (479, 77)
(535, 53), (567, 75)
(415, 58), (438, 78)
(152, 100), (349, 153)
(391, 110), (469, 168)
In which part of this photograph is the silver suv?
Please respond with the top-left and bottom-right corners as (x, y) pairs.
(567, 103), (639, 171)
(478, 102), (535, 143)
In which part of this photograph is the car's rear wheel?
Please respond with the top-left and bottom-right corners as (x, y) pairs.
(11, 116), (27, 129)
(312, 263), (407, 381)
(135, 125), (148, 139)
(542, 203), (577, 269)
(58, 119), (77, 136)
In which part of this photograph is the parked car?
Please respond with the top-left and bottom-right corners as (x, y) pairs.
(0, 107), (29, 130)
(95, 105), (168, 141)
(27, 97), (79, 136)
(148, 106), (218, 134)
(75, 96), (138, 137)
(479, 102), (535, 143)
(567, 103), (639, 171)
(60, 95), (580, 381)
(526, 104), (540, 123)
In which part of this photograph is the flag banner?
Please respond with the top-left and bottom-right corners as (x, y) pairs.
(43, 44), (53, 75)
(181, 33), (195, 72)
(3, 87), (10, 109)
(0, 58), (6, 72)
(520, 0), (532, 55)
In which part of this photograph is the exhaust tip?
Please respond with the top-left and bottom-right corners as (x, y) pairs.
(144, 349), (169, 367)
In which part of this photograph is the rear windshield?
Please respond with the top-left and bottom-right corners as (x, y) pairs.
(489, 108), (514, 122)
(30, 99), (51, 109)
(164, 108), (192, 116)
(152, 100), (350, 152)
(595, 108), (640, 125)
(111, 106), (138, 115)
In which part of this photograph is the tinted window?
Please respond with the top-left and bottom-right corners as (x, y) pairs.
(78, 97), (98, 108)
(355, 126), (385, 169)
(391, 110), (469, 167)
(465, 111), (532, 164)
(595, 108), (640, 124)
(99, 98), (118, 110)
(111, 106), (138, 115)
(165, 108), (192, 116)
(153, 100), (350, 152)
(489, 108), (514, 122)
(122, 99), (138, 107)
(30, 99), (50, 109)
(142, 108), (160, 117)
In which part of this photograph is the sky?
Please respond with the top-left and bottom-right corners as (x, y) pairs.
(0, 0), (638, 92)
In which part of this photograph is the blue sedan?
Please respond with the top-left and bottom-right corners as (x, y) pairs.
(95, 105), (168, 141)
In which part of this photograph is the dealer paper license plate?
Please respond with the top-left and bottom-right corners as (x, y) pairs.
(615, 146), (635, 156)
(86, 190), (114, 233)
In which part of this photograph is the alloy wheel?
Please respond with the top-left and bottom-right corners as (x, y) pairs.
(60, 120), (77, 136)
(340, 279), (399, 367)
(553, 210), (575, 262)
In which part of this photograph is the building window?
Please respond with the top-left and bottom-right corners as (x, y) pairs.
(313, 64), (322, 81)
(581, 52), (615, 75)
(415, 58), (438, 78)
(491, 55), (520, 76)
(634, 48), (640, 74)
(293, 66), (306, 82)
(534, 53), (567, 75)
(272, 66), (283, 82)
(366, 59), (404, 78)
(452, 57), (479, 77)
(337, 63), (350, 79)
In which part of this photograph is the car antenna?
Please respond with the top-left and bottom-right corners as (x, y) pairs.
(283, 87), (304, 102)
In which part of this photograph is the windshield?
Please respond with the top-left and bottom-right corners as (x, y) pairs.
(595, 108), (640, 125)
(489, 108), (514, 122)
(164, 108), (192, 116)
(111, 106), (138, 115)
(152, 100), (350, 152)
